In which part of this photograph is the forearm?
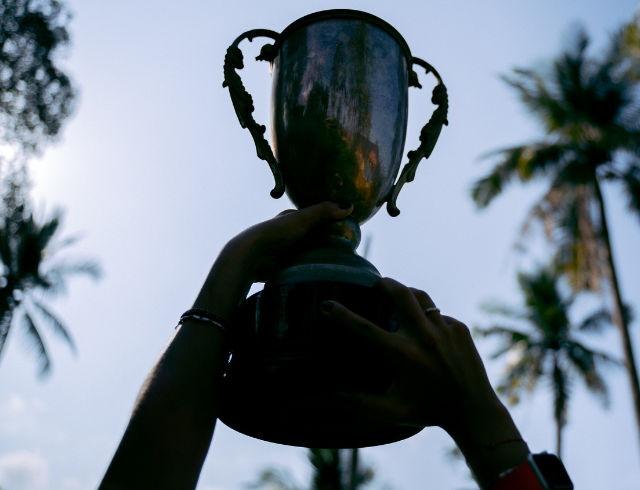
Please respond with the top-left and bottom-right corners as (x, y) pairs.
(100, 246), (251, 489)
(99, 323), (228, 490)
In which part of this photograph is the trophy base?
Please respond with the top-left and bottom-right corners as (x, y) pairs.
(220, 280), (424, 448)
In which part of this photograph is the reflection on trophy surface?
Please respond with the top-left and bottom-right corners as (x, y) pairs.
(221, 9), (448, 448)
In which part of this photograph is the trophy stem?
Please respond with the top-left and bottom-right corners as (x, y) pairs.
(266, 217), (379, 288)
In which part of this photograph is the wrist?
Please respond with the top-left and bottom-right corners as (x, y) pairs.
(445, 397), (516, 450)
(192, 239), (261, 319)
(445, 399), (529, 488)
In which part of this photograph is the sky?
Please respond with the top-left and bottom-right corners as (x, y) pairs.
(1, 0), (640, 489)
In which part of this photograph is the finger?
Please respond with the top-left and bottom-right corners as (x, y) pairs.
(322, 300), (405, 365)
(279, 201), (353, 232)
(375, 278), (435, 337)
(249, 202), (354, 253)
(441, 315), (464, 327)
(408, 287), (435, 309)
(442, 315), (472, 339)
(409, 287), (450, 333)
(262, 202), (354, 249)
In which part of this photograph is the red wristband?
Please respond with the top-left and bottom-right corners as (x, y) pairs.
(487, 460), (544, 490)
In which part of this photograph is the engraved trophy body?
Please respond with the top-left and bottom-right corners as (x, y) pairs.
(221, 10), (448, 448)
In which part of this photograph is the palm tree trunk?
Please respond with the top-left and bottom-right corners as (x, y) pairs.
(556, 418), (563, 460)
(553, 358), (566, 460)
(594, 179), (640, 451)
(348, 448), (358, 490)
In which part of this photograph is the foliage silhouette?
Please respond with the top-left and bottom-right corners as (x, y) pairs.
(471, 14), (640, 447)
(475, 267), (618, 458)
(0, 0), (75, 153)
(248, 448), (375, 490)
(0, 174), (100, 376)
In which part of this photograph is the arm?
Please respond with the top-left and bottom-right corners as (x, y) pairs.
(99, 202), (354, 490)
(321, 280), (531, 489)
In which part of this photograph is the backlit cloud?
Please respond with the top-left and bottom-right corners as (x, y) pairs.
(0, 394), (43, 436)
(0, 450), (49, 490)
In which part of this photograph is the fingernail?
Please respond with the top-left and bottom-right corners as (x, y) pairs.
(321, 300), (334, 313)
(338, 202), (352, 210)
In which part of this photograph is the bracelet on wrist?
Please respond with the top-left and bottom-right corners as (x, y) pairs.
(177, 308), (232, 335)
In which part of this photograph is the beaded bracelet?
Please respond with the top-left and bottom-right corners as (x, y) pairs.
(176, 308), (232, 334)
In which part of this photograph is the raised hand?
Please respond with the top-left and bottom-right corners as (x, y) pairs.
(322, 278), (530, 488)
(193, 201), (353, 319)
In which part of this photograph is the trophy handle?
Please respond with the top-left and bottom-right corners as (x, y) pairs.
(223, 29), (285, 199)
(386, 58), (449, 217)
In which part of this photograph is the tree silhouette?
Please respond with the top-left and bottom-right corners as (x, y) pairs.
(248, 448), (375, 490)
(0, 174), (100, 376)
(471, 15), (640, 449)
(475, 268), (618, 458)
(0, 0), (75, 153)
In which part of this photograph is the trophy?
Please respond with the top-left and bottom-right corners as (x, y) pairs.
(220, 9), (448, 448)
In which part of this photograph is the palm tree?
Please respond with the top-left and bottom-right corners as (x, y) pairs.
(475, 267), (618, 458)
(248, 448), (374, 490)
(0, 176), (101, 376)
(471, 16), (640, 446)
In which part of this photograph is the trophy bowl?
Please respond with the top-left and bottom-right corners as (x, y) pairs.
(220, 9), (448, 448)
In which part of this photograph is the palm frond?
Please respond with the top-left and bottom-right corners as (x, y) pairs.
(518, 269), (572, 336)
(613, 107), (640, 135)
(580, 369), (609, 405)
(246, 468), (301, 490)
(578, 307), (613, 333)
(564, 341), (618, 407)
(519, 186), (568, 240)
(0, 229), (11, 272)
(473, 144), (575, 210)
(519, 144), (575, 181)
(519, 184), (603, 294)
(19, 311), (50, 377)
(552, 186), (603, 293)
(566, 340), (621, 369)
(471, 146), (526, 207)
(554, 30), (597, 128)
(40, 259), (102, 297)
(0, 310), (13, 363)
(473, 325), (531, 346)
(487, 344), (518, 361)
(497, 351), (544, 405)
(622, 164), (640, 220)
(29, 299), (75, 353)
(36, 210), (62, 252)
(16, 219), (47, 285)
(479, 301), (527, 319)
(501, 70), (568, 132)
(606, 13), (640, 70)
(0, 177), (101, 379)
(42, 234), (82, 256)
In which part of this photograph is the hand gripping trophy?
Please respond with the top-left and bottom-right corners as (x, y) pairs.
(220, 9), (448, 449)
